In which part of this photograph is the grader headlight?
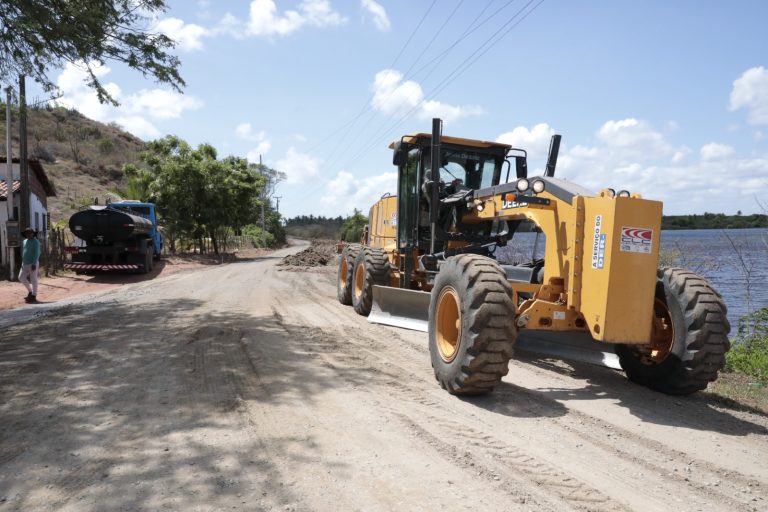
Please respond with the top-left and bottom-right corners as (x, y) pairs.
(516, 178), (530, 192)
(532, 179), (545, 194)
(617, 189), (631, 198)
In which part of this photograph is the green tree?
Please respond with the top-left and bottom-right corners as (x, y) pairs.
(126, 136), (282, 254)
(0, 0), (183, 102)
(340, 209), (368, 242)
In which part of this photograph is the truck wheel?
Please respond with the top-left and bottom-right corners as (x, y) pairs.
(147, 246), (154, 272)
(337, 243), (361, 305)
(142, 246), (152, 274)
(352, 247), (391, 316)
(616, 267), (730, 395)
(428, 254), (517, 395)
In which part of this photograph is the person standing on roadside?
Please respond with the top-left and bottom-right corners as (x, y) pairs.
(19, 228), (40, 304)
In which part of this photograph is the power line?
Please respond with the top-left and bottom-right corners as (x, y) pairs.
(291, 0), (546, 210)
(312, 0), (500, 192)
(303, 0), (439, 158)
(337, 0), (544, 175)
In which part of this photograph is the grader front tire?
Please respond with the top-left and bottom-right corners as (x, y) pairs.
(428, 254), (517, 395)
(352, 247), (391, 316)
(337, 243), (361, 305)
(616, 267), (730, 395)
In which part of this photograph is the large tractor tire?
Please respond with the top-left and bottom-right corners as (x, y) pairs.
(337, 243), (361, 305)
(352, 247), (391, 316)
(616, 267), (730, 395)
(428, 254), (517, 395)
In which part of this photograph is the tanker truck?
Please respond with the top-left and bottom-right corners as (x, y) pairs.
(64, 201), (163, 274)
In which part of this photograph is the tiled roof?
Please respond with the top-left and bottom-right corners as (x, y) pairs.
(0, 157), (56, 197)
(0, 180), (21, 201)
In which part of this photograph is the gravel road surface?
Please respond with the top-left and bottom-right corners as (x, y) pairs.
(1, 240), (766, 511)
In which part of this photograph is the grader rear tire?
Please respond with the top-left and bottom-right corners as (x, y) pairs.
(616, 267), (731, 395)
(352, 247), (391, 316)
(337, 243), (361, 305)
(428, 254), (517, 395)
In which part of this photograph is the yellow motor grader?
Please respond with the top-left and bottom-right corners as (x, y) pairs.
(337, 119), (730, 396)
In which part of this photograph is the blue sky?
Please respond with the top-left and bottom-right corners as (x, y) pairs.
(45, 0), (768, 218)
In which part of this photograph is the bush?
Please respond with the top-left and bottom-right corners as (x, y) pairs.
(725, 307), (768, 383)
(98, 137), (115, 154)
(340, 209), (367, 242)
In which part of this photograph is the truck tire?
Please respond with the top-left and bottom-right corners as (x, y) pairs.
(147, 246), (154, 272)
(352, 247), (391, 316)
(337, 243), (361, 305)
(428, 254), (517, 395)
(616, 267), (730, 395)
(142, 244), (152, 274)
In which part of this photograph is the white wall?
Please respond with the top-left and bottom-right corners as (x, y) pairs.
(0, 162), (49, 267)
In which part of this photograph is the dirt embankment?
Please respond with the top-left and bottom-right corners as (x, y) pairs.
(278, 239), (339, 268)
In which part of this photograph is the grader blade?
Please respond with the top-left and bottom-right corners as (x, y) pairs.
(368, 285), (620, 369)
(369, 285), (430, 332)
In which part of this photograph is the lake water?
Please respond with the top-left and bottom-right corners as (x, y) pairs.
(496, 228), (768, 330)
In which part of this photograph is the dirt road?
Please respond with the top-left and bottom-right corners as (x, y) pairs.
(1, 240), (766, 511)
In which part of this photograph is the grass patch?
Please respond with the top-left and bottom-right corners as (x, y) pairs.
(706, 372), (768, 415)
(724, 307), (768, 384)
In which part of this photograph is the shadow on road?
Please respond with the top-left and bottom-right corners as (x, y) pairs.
(512, 351), (767, 436)
(0, 297), (368, 510)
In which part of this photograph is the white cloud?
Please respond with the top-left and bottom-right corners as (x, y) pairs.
(53, 61), (203, 140)
(370, 69), (482, 123)
(552, 119), (768, 215)
(276, 147), (321, 184)
(114, 116), (161, 139)
(124, 89), (203, 120)
(700, 142), (735, 161)
(671, 146), (691, 163)
(235, 0), (347, 38)
(730, 66), (768, 125)
(320, 170), (397, 213)
(246, 142), (272, 161)
(153, 17), (209, 51)
(597, 118), (674, 159)
(496, 123), (555, 160)
(361, 0), (390, 32)
(236, 122), (265, 141)
(237, 123), (272, 157)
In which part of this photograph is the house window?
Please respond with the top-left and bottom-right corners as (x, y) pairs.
(13, 206), (18, 220)
(35, 212), (40, 231)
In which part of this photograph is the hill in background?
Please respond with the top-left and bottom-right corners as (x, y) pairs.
(0, 103), (144, 223)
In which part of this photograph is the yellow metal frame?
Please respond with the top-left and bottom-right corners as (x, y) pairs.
(366, 139), (663, 346)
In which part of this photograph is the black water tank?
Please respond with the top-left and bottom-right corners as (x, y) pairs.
(69, 206), (153, 244)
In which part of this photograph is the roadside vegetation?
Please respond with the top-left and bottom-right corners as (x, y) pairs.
(285, 210), (368, 241)
(121, 135), (286, 254)
(662, 212), (767, 229)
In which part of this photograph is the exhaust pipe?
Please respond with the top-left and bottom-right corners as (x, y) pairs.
(544, 134), (561, 177)
(429, 118), (442, 254)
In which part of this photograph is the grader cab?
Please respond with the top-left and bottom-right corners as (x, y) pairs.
(337, 119), (730, 396)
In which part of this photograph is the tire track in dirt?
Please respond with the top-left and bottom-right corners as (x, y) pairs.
(272, 299), (627, 511)
(272, 275), (768, 511)
(179, 322), (308, 511)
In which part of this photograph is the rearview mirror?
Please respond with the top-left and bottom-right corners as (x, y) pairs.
(392, 141), (409, 166)
(515, 155), (528, 179)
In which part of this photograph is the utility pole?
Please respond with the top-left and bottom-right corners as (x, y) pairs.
(274, 196), (281, 213)
(5, 86), (15, 280)
(18, 75), (29, 232)
(259, 155), (266, 248)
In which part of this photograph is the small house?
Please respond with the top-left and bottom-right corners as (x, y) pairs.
(0, 158), (57, 268)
